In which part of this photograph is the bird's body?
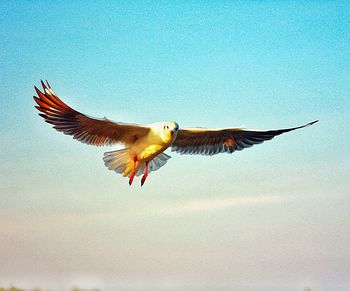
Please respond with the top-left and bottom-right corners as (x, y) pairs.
(103, 122), (178, 184)
(132, 122), (178, 161)
(33, 80), (318, 186)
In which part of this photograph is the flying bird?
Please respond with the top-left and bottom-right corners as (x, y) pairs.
(34, 81), (318, 186)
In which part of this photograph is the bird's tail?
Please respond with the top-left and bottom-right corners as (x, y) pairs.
(147, 153), (171, 173)
(103, 148), (134, 177)
(103, 149), (171, 177)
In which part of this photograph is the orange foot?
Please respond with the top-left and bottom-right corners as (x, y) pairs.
(141, 162), (149, 186)
(129, 157), (138, 186)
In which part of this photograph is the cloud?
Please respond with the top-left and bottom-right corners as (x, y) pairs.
(151, 195), (292, 216)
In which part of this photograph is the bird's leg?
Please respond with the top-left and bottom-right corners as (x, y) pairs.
(141, 162), (149, 187)
(129, 157), (138, 186)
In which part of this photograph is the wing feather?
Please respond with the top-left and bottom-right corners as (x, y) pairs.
(34, 80), (150, 146)
(171, 121), (318, 155)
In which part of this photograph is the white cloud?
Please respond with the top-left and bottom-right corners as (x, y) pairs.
(151, 195), (292, 216)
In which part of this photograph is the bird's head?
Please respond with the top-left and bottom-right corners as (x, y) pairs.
(160, 121), (179, 143)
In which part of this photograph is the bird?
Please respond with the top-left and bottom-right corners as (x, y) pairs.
(33, 80), (318, 186)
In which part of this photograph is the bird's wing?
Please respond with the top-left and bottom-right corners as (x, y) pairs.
(34, 80), (150, 146)
(171, 120), (318, 155)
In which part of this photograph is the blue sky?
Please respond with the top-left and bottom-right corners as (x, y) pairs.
(0, 1), (350, 290)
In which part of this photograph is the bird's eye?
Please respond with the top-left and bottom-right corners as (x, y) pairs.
(166, 126), (169, 129)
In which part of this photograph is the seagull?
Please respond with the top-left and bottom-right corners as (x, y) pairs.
(34, 81), (318, 186)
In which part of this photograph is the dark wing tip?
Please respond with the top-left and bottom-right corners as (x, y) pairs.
(40, 80), (46, 90)
(308, 120), (319, 126)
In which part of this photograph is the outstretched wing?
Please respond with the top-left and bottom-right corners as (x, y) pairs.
(171, 120), (318, 155)
(34, 80), (150, 146)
